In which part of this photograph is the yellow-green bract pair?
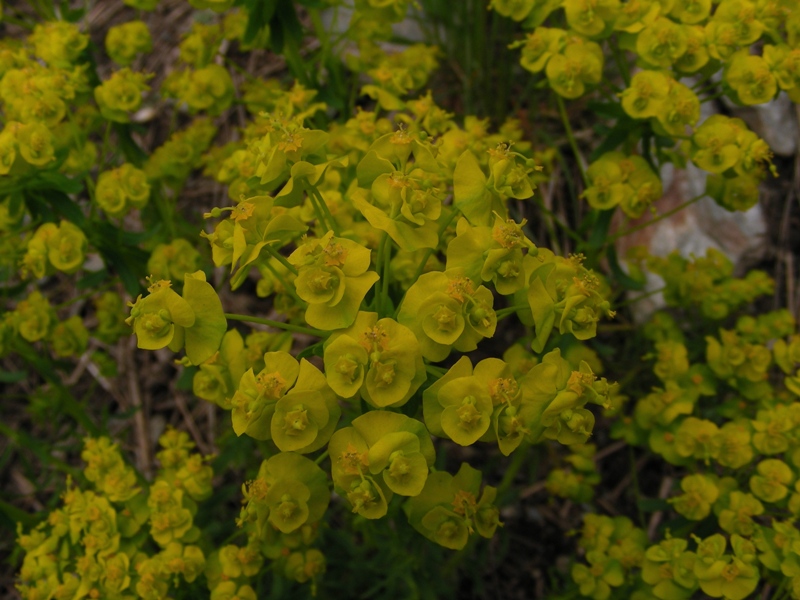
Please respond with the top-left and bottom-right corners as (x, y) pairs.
(230, 350), (340, 454)
(126, 271), (226, 366)
(423, 349), (606, 454)
(329, 411), (435, 519)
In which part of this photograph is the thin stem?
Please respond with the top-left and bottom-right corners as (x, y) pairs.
(611, 39), (631, 86)
(100, 121), (112, 169)
(152, 184), (176, 240)
(374, 232), (389, 315)
(308, 189), (332, 233)
(309, 184), (340, 236)
(425, 364), (447, 378)
(411, 207), (459, 283)
(314, 450), (329, 466)
(533, 194), (583, 244)
(496, 441), (532, 501)
(604, 193), (704, 247)
(380, 234), (392, 316)
(260, 258), (304, 305)
(495, 304), (529, 319)
(614, 286), (666, 309)
(54, 282), (116, 310)
(556, 95), (589, 188)
(263, 244), (298, 276)
(630, 446), (647, 529)
(773, 577), (790, 600)
(224, 313), (329, 338)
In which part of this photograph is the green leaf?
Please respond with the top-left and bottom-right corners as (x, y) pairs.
(182, 272), (227, 365)
(356, 150), (394, 188)
(77, 269), (110, 291)
(32, 171), (84, 195)
(638, 498), (671, 513)
(37, 189), (85, 225)
(589, 117), (638, 161)
(586, 100), (627, 120)
(606, 244), (645, 291)
(112, 123), (149, 167)
(12, 340), (100, 436)
(297, 341), (324, 360)
(244, 0), (279, 45)
(454, 151), (493, 225)
(0, 370), (27, 383)
(0, 498), (40, 529)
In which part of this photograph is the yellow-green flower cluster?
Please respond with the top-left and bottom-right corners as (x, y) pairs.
(573, 514), (647, 600)
(105, 20), (153, 67)
(95, 163), (151, 218)
(16, 433), (213, 600)
(145, 117), (218, 187)
(20, 220), (87, 278)
(644, 247), (774, 320)
(94, 68), (150, 123)
(583, 152), (662, 218)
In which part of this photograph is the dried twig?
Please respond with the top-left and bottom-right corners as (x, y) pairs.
(123, 338), (153, 479)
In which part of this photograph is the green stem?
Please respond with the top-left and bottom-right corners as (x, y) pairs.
(374, 232), (389, 315)
(495, 304), (529, 319)
(380, 234), (392, 317)
(613, 286), (666, 309)
(224, 313), (329, 338)
(314, 450), (329, 466)
(604, 193), (704, 247)
(772, 577), (790, 600)
(411, 207), (459, 283)
(308, 189), (332, 233)
(425, 364), (447, 378)
(0, 422), (81, 478)
(533, 195), (583, 244)
(611, 39), (631, 86)
(496, 441), (532, 501)
(54, 282), (115, 310)
(630, 446), (647, 529)
(100, 121), (112, 170)
(260, 258), (304, 305)
(152, 184), (176, 240)
(309, 184), (339, 236)
(263, 244), (298, 276)
(556, 95), (589, 188)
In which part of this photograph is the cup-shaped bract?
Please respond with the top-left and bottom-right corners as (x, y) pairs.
(621, 70), (670, 120)
(105, 20), (153, 67)
(446, 216), (534, 296)
(329, 411), (435, 518)
(353, 129), (443, 251)
(23, 220), (88, 279)
(253, 115), (330, 187)
(690, 115), (743, 175)
(147, 238), (201, 284)
(256, 452), (329, 534)
(193, 329), (248, 409)
(270, 359), (341, 454)
(126, 282), (195, 352)
(94, 68), (150, 123)
(404, 462), (500, 550)
(95, 169), (129, 218)
(17, 122), (55, 167)
(231, 350), (299, 439)
(30, 21), (88, 68)
(398, 270), (496, 362)
(323, 312), (425, 408)
(13, 291), (55, 342)
(290, 232), (379, 330)
(523, 249), (613, 353)
(523, 349), (598, 445)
